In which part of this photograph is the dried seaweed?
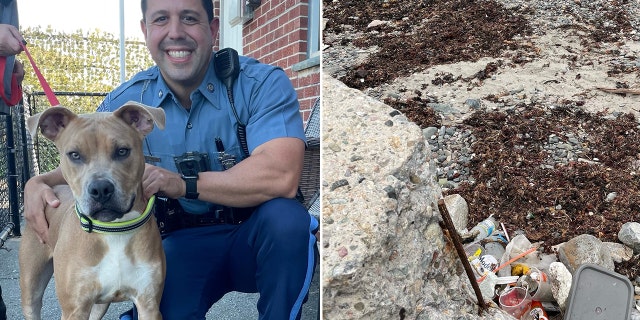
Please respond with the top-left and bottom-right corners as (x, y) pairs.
(453, 105), (640, 280)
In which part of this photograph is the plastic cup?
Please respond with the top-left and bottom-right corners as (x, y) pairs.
(528, 267), (554, 302)
(499, 286), (532, 319)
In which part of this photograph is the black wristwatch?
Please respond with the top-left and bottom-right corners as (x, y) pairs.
(182, 175), (199, 199)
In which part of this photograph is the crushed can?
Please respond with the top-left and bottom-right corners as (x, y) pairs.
(521, 300), (549, 320)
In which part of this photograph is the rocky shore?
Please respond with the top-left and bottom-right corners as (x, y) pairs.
(323, 0), (640, 317)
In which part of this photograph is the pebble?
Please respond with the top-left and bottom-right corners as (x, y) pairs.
(425, 104), (598, 189)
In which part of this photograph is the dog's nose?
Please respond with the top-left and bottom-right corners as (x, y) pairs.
(88, 180), (115, 203)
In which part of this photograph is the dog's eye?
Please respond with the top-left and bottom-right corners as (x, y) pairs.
(67, 151), (81, 162)
(115, 147), (130, 159)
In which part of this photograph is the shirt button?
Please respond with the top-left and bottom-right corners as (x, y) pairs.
(158, 90), (163, 98)
(207, 83), (214, 92)
(187, 122), (193, 129)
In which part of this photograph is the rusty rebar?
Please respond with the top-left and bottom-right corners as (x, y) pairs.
(437, 199), (488, 315)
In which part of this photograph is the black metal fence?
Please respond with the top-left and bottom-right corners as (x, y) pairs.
(0, 102), (27, 238)
(0, 91), (107, 240)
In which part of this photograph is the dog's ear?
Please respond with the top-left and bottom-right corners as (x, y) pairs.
(27, 107), (78, 142)
(114, 101), (166, 137)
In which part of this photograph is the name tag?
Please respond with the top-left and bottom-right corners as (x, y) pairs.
(144, 155), (161, 164)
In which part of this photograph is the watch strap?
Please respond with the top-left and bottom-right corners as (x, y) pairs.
(183, 175), (199, 199)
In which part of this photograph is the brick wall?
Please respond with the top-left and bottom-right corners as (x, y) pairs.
(214, 0), (320, 124)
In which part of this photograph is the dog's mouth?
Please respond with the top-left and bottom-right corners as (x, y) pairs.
(91, 209), (125, 222)
(88, 196), (136, 222)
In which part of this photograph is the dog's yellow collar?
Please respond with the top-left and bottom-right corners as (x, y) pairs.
(75, 196), (155, 234)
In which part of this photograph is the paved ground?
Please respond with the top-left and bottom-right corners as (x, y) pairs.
(0, 227), (319, 319)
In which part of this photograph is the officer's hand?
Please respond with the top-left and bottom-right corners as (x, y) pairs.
(0, 24), (23, 56)
(142, 163), (187, 200)
(23, 178), (59, 244)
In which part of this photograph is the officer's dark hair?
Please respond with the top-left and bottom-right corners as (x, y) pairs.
(141, 0), (214, 23)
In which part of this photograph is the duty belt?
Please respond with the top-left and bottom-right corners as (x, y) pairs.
(154, 197), (255, 235)
(180, 206), (254, 227)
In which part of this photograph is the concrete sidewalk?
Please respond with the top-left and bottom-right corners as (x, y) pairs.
(0, 227), (319, 319)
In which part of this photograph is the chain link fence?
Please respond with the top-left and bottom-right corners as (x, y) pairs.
(0, 102), (29, 239)
(0, 91), (106, 242)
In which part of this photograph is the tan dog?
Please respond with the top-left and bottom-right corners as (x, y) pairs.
(19, 101), (166, 320)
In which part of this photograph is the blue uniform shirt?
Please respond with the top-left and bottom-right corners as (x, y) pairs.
(97, 55), (306, 214)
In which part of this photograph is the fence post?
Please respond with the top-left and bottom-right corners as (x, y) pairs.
(19, 104), (30, 188)
(2, 103), (21, 236)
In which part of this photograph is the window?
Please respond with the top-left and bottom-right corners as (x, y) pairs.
(221, 0), (244, 52)
(293, 0), (321, 71)
(307, 0), (320, 58)
(229, 0), (256, 26)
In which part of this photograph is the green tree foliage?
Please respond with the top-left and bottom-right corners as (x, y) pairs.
(20, 26), (154, 114)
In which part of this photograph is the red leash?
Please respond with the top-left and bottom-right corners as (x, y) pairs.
(20, 41), (59, 106)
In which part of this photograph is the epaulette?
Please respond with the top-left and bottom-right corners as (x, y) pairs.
(238, 56), (282, 83)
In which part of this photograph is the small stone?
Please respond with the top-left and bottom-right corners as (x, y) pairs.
(549, 262), (572, 310)
(367, 19), (387, 28)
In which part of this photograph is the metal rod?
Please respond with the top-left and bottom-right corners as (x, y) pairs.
(28, 91), (108, 97)
(119, 0), (126, 83)
(0, 222), (14, 249)
(437, 199), (488, 315)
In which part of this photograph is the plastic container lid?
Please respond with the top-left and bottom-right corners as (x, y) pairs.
(565, 263), (633, 320)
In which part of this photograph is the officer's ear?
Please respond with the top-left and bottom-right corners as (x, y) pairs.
(211, 18), (220, 47)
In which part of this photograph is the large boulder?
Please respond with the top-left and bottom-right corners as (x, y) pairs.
(321, 73), (505, 319)
(557, 234), (614, 273)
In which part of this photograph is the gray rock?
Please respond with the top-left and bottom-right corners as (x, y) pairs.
(548, 261), (572, 310)
(423, 126), (439, 140)
(604, 241), (634, 263)
(557, 234), (614, 273)
(618, 221), (640, 253)
(464, 99), (482, 110)
(443, 194), (469, 234)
